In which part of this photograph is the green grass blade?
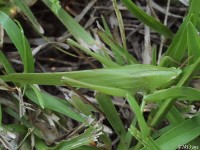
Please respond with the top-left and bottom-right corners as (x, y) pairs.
(142, 115), (200, 150)
(126, 94), (149, 137)
(187, 22), (200, 64)
(148, 57), (200, 133)
(0, 2), (14, 16)
(97, 30), (138, 64)
(121, 0), (174, 39)
(99, 133), (112, 150)
(0, 104), (2, 128)
(166, 106), (184, 126)
(73, 146), (100, 150)
(35, 138), (102, 150)
(67, 39), (120, 67)
(117, 130), (132, 150)
(12, 0), (44, 34)
(113, 0), (127, 49)
(144, 86), (200, 102)
(25, 87), (86, 123)
(42, 0), (95, 46)
(35, 138), (49, 150)
(29, 85), (45, 109)
(151, 46), (157, 65)
(162, 22), (187, 65)
(4, 107), (43, 138)
(0, 12), (34, 72)
(35, 127), (102, 150)
(6, 124), (27, 134)
(178, 57), (200, 86)
(97, 30), (126, 65)
(49, 0), (61, 14)
(96, 93), (127, 140)
(163, 0), (200, 64)
(129, 126), (160, 150)
(0, 51), (15, 74)
(100, 16), (130, 65)
(52, 127), (102, 150)
(70, 95), (93, 116)
(101, 15), (113, 38)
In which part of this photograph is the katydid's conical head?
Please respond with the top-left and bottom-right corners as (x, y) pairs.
(139, 67), (182, 92)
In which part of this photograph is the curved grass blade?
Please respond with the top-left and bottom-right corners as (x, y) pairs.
(101, 15), (112, 38)
(163, 0), (200, 64)
(4, 107), (44, 138)
(144, 86), (200, 102)
(0, 12), (34, 73)
(35, 127), (102, 150)
(129, 126), (160, 150)
(35, 138), (100, 150)
(96, 93), (127, 140)
(25, 87), (86, 123)
(113, 0), (127, 49)
(5, 124), (27, 135)
(42, 0), (95, 46)
(12, 0), (44, 34)
(97, 30), (138, 64)
(187, 22), (200, 64)
(0, 2), (14, 16)
(146, 57), (200, 138)
(29, 85), (44, 109)
(70, 95), (93, 116)
(126, 94), (149, 137)
(101, 16), (127, 65)
(67, 39), (120, 67)
(0, 51), (15, 74)
(53, 127), (102, 150)
(35, 138), (49, 150)
(141, 115), (200, 150)
(49, 0), (61, 14)
(121, 0), (174, 39)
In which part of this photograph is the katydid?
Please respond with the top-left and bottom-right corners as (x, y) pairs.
(0, 64), (182, 137)
(1, 64), (181, 93)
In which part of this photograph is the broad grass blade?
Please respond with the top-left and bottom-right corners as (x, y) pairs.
(145, 87), (200, 102)
(0, 12), (34, 72)
(142, 115), (200, 150)
(96, 93), (126, 140)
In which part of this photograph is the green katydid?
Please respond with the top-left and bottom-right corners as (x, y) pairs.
(0, 64), (182, 137)
(1, 64), (181, 93)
